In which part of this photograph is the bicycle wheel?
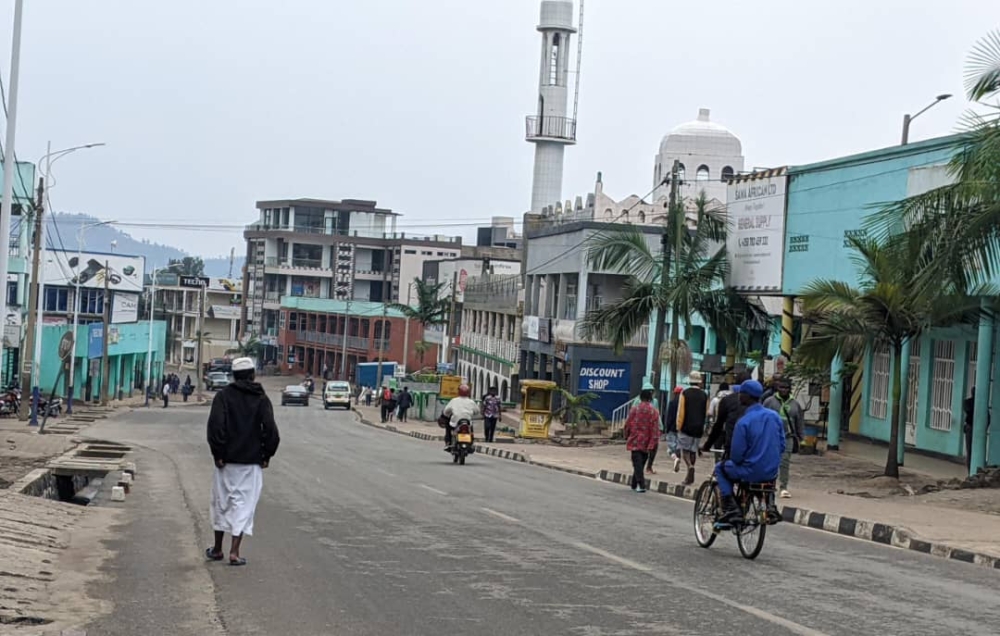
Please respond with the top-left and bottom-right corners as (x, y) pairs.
(693, 481), (719, 548)
(737, 494), (767, 559)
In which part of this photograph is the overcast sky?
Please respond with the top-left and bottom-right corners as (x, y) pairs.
(0, 0), (993, 257)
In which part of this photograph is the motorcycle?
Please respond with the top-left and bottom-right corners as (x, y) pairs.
(37, 396), (63, 418)
(450, 419), (475, 465)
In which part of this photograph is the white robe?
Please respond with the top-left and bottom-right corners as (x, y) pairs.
(210, 464), (263, 536)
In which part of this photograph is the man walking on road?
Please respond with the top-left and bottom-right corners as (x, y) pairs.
(625, 388), (660, 493)
(162, 381), (170, 408)
(206, 357), (281, 566)
(763, 379), (803, 499)
(676, 371), (708, 485)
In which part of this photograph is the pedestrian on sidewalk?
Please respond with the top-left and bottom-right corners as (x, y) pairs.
(665, 386), (683, 473)
(763, 379), (803, 499)
(624, 388), (660, 493)
(379, 386), (392, 422)
(481, 386), (501, 442)
(398, 387), (414, 422)
(704, 371), (751, 457)
(364, 385), (373, 407)
(206, 357), (280, 567)
(386, 389), (398, 423)
(676, 371), (708, 486)
(709, 382), (731, 421)
(162, 382), (170, 408)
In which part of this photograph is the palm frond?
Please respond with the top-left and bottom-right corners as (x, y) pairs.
(578, 279), (662, 353)
(585, 225), (661, 281)
(966, 29), (1000, 101)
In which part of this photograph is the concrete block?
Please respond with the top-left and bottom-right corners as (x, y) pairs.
(110, 486), (125, 501)
(120, 472), (133, 485)
(123, 461), (137, 475)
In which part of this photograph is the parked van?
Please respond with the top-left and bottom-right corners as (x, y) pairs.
(324, 381), (352, 410)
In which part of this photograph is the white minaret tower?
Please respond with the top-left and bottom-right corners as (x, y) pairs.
(527, 1), (577, 213)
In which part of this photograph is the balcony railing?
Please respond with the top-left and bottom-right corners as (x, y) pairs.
(245, 223), (462, 244)
(525, 115), (577, 143)
(461, 332), (519, 362)
(264, 256), (326, 270)
(293, 330), (371, 351)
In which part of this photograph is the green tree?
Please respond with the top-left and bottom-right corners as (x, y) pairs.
(389, 278), (451, 364)
(168, 256), (206, 277)
(873, 30), (1000, 284)
(795, 235), (985, 478)
(580, 193), (771, 392)
(227, 337), (262, 359)
(552, 389), (605, 439)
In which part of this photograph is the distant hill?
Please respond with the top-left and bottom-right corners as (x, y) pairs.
(46, 213), (245, 278)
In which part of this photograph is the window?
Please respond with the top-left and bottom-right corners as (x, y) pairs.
(604, 208), (613, 221)
(721, 166), (735, 181)
(6, 280), (16, 306)
(404, 249), (416, 255)
(79, 289), (105, 315)
(688, 326), (706, 354)
(696, 165), (710, 181)
(869, 347), (890, 419)
(677, 163), (686, 181)
(549, 34), (560, 86)
(930, 340), (956, 431)
(638, 210), (646, 223)
(288, 312), (298, 331)
(44, 287), (69, 313)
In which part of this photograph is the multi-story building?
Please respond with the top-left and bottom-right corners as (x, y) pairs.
(458, 274), (522, 402)
(241, 197), (463, 365)
(153, 274), (242, 366)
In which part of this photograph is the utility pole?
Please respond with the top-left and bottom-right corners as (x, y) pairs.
(650, 160), (680, 399)
(374, 255), (390, 390)
(195, 282), (205, 401)
(446, 269), (459, 371)
(0, 0), (25, 391)
(667, 159), (683, 393)
(100, 261), (111, 405)
(401, 283), (412, 375)
(19, 176), (44, 421)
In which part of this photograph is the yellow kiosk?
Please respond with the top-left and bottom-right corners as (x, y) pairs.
(519, 380), (557, 439)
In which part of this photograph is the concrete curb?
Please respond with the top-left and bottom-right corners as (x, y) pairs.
(353, 409), (999, 569)
(597, 470), (1000, 570)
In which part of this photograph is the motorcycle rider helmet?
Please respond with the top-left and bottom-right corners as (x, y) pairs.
(458, 384), (471, 397)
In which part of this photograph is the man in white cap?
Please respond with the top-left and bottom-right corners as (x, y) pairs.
(206, 356), (280, 566)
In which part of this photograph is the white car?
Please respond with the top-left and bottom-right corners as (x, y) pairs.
(324, 381), (352, 410)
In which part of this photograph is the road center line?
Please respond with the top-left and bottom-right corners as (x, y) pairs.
(571, 541), (653, 572)
(419, 484), (448, 496)
(481, 508), (521, 524)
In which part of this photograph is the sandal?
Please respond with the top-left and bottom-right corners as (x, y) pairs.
(205, 548), (224, 561)
(229, 557), (247, 566)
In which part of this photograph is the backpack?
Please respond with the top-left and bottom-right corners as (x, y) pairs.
(382, 388), (392, 402)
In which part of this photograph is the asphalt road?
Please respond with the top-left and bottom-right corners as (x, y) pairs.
(81, 390), (1000, 636)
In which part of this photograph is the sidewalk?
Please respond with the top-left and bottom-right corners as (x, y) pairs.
(351, 404), (1000, 567)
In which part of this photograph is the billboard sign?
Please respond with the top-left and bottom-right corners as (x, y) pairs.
(45, 252), (145, 293)
(726, 172), (787, 293)
(112, 292), (140, 324)
(578, 360), (632, 420)
(88, 323), (104, 359)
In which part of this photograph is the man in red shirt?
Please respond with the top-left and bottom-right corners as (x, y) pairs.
(624, 388), (661, 493)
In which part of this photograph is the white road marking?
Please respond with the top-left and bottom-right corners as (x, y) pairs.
(481, 508), (521, 524)
(566, 541), (830, 636)
(419, 484), (448, 496)
(571, 542), (653, 572)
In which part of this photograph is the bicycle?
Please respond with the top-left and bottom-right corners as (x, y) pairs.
(693, 450), (781, 560)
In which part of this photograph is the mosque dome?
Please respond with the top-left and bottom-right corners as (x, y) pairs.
(659, 108), (742, 158)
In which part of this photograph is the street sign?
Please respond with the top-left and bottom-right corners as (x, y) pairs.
(179, 276), (210, 288)
(58, 332), (75, 361)
(438, 374), (462, 399)
(21, 360), (31, 376)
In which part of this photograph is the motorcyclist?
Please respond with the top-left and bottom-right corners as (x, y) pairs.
(714, 380), (786, 528)
(443, 384), (478, 450)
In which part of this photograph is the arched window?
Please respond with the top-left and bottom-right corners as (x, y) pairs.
(677, 163), (686, 181)
(721, 166), (734, 181)
(604, 208), (614, 221)
(501, 380), (509, 402)
(696, 165), (710, 181)
(638, 210), (646, 223)
(549, 34), (561, 86)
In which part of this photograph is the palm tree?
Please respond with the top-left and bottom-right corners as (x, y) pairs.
(389, 278), (451, 364)
(227, 337), (262, 359)
(168, 256), (206, 278)
(872, 30), (1000, 285)
(795, 234), (986, 478)
(580, 193), (771, 392)
(552, 389), (605, 439)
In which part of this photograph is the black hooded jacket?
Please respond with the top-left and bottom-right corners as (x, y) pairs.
(207, 380), (280, 465)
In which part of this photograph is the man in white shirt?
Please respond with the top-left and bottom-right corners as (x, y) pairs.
(709, 382), (732, 421)
(443, 384), (478, 449)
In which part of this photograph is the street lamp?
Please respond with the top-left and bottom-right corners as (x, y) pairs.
(30, 142), (105, 419)
(66, 218), (116, 413)
(901, 94), (952, 145)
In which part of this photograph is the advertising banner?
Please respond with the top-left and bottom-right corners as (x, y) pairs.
(112, 292), (140, 324)
(577, 360), (632, 419)
(726, 172), (787, 293)
(88, 323), (104, 359)
(45, 252), (145, 293)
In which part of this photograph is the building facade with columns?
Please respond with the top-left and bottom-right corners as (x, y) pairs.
(457, 274), (522, 402)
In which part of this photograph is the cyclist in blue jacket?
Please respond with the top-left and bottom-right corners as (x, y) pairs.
(715, 380), (786, 527)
